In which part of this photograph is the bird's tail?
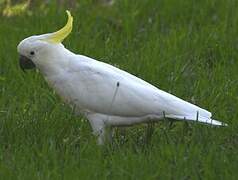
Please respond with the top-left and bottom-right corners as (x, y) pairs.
(166, 114), (227, 126)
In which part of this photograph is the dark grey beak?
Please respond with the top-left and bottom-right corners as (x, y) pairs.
(19, 55), (36, 72)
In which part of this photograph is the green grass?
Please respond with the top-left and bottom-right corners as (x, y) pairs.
(0, 0), (238, 179)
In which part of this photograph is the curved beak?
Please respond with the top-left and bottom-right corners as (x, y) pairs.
(19, 55), (36, 72)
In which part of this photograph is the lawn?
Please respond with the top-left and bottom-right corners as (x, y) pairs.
(0, 0), (238, 179)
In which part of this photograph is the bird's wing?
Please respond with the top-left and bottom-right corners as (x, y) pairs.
(66, 55), (211, 119)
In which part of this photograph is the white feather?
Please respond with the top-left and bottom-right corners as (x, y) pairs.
(44, 53), (225, 126)
(17, 37), (227, 144)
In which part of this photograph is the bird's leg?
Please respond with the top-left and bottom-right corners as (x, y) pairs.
(88, 118), (105, 145)
(96, 126), (106, 145)
(86, 113), (113, 145)
(87, 117), (112, 145)
(95, 124), (113, 145)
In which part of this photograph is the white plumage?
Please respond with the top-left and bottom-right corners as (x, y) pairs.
(17, 11), (226, 144)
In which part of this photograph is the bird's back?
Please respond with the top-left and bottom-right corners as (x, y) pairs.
(66, 55), (212, 120)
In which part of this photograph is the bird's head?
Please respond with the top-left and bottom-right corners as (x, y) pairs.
(17, 10), (73, 72)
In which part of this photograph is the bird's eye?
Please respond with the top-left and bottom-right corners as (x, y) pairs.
(30, 51), (35, 55)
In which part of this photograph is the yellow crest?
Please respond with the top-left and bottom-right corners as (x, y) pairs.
(45, 10), (73, 43)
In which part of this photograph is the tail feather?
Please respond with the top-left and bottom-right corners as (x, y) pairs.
(166, 114), (227, 126)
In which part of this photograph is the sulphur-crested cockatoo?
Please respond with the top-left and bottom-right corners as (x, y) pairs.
(17, 11), (226, 144)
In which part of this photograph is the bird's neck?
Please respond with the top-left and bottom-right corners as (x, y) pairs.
(37, 45), (75, 78)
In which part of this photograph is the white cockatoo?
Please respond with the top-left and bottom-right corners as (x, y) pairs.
(17, 11), (226, 144)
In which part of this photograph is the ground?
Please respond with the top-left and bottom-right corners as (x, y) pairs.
(0, 0), (238, 179)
